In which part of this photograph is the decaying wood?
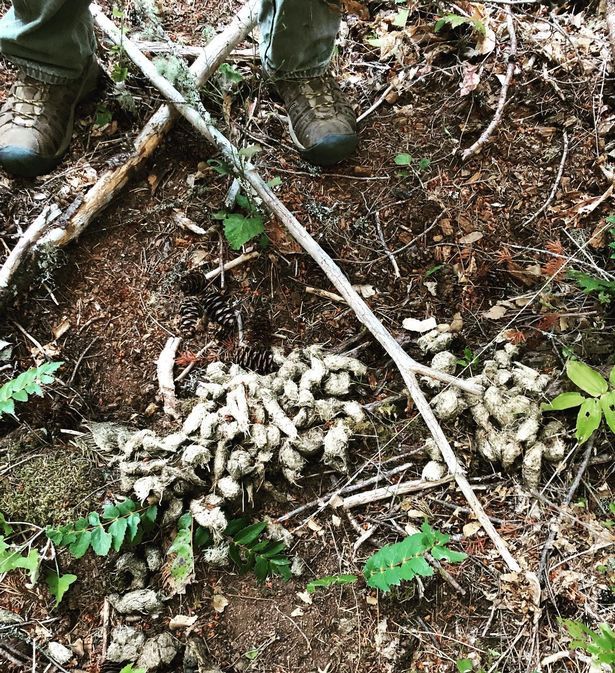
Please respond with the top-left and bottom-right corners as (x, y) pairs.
(0, 205), (60, 307)
(157, 336), (182, 419)
(92, 5), (522, 573)
(461, 7), (517, 162)
(0, 0), (258, 314)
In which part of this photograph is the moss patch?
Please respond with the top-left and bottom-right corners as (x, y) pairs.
(0, 443), (104, 527)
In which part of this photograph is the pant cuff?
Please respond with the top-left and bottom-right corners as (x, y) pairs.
(263, 61), (331, 81)
(5, 55), (83, 84)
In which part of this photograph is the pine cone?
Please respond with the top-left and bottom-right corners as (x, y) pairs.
(234, 344), (276, 374)
(179, 270), (209, 295)
(245, 311), (273, 347)
(180, 296), (202, 335)
(202, 290), (236, 330)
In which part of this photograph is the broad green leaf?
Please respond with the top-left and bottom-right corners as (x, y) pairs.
(576, 398), (602, 444)
(177, 513), (192, 530)
(88, 512), (101, 526)
(567, 360), (608, 397)
(0, 513), (13, 536)
(435, 13), (473, 33)
(116, 499), (136, 516)
(69, 531), (91, 559)
(238, 144), (262, 159)
(392, 8), (409, 26)
(306, 574), (358, 593)
(109, 517), (128, 552)
(234, 522), (268, 546)
(405, 556), (434, 577)
(194, 526), (211, 548)
(46, 529), (63, 545)
(600, 391), (615, 434)
(0, 398), (15, 416)
(457, 659), (474, 672)
(142, 505), (158, 530)
(91, 527), (112, 556)
(261, 541), (287, 559)
(610, 365), (615, 389)
(102, 504), (120, 520)
(273, 562), (292, 581)
(46, 572), (77, 607)
(119, 666), (146, 673)
(542, 392), (586, 411)
(254, 555), (269, 582)
(11, 389), (28, 402)
(394, 153), (412, 166)
(224, 214), (265, 251)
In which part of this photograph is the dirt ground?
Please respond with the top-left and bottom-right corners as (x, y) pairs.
(0, 0), (614, 672)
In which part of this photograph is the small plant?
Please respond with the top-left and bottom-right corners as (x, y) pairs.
(456, 347), (479, 370)
(364, 520), (466, 592)
(46, 572), (77, 607)
(608, 219), (615, 259)
(561, 619), (615, 667)
(306, 522), (466, 594)
(306, 574), (358, 593)
(214, 191), (267, 251)
(46, 498), (158, 558)
(120, 665), (146, 673)
(394, 153), (431, 176)
(0, 361), (62, 417)
(568, 270), (615, 305)
(542, 360), (615, 443)
(225, 518), (292, 582)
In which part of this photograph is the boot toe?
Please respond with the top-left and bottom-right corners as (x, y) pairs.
(301, 132), (358, 166)
(0, 145), (58, 178)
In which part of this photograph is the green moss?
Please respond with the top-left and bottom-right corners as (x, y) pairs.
(0, 443), (103, 527)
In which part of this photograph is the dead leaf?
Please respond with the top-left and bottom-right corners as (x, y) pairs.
(462, 521), (482, 537)
(290, 607), (305, 617)
(52, 318), (71, 340)
(169, 614), (198, 629)
(212, 594), (229, 613)
(483, 304), (508, 320)
(402, 317), (437, 333)
(297, 591), (313, 605)
(353, 284), (377, 298)
(458, 231), (483, 245)
(459, 63), (481, 96)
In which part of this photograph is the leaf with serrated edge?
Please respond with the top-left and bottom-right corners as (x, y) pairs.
(69, 531), (91, 559)
(109, 518), (128, 552)
(567, 360), (608, 397)
(576, 398), (602, 443)
(91, 527), (112, 556)
(234, 522), (268, 546)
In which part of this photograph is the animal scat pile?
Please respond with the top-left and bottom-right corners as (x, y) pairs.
(418, 330), (567, 490)
(85, 345), (367, 545)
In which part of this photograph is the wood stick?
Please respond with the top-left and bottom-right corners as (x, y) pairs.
(342, 476), (453, 509)
(0, 205), (61, 306)
(461, 7), (517, 162)
(92, 8), (522, 573)
(157, 336), (181, 419)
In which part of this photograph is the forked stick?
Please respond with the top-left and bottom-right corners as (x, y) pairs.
(92, 4), (520, 573)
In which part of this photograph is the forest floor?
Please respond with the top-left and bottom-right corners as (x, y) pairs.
(0, 1), (614, 672)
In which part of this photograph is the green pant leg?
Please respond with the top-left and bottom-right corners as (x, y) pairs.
(259, 0), (341, 79)
(0, 0), (95, 83)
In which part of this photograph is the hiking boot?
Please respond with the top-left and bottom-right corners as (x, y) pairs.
(276, 74), (357, 166)
(0, 58), (100, 178)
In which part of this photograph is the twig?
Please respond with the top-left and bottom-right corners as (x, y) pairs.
(374, 211), (400, 278)
(538, 437), (595, 584)
(157, 336), (181, 419)
(0, 205), (61, 306)
(521, 130), (568, 227)
(305, 286), (345, 303)
(461, 7), (517, 162)
(342, 476), (453, 509)
(203, 250), (260, 280)
(92, 7), (524, 573)
(356, 83), (395, 124)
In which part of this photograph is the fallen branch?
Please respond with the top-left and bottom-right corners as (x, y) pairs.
(0, 205), (61, 306)
(157, 336), (181, 419)
(204, 250), (260, 280)
(0, 0), (258, 314)
(92, 6), (523, 573)
(342, 476), (453, 509)
(461, 7), (517, 162)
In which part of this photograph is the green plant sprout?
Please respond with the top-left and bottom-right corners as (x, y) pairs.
(214, 189), (267, 251)
(561, 619), (615, 667)
(542, 360), (615, 443)
(456, 347), (479, 370)
(0, 361), (62, 417)
(306, 521), (466, 594)
(568, 270), (615, 305)
(394, 153), (431, 176)
(434, 13), (486, 37)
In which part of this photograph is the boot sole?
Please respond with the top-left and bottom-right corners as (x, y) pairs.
(0, 59), (101, 178)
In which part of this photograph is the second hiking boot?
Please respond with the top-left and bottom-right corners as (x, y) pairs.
(276, 74), (357, 166)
